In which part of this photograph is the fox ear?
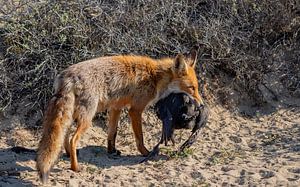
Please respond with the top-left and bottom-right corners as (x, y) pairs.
(173, 54), (187, 76)
(188, 49), (197, 68)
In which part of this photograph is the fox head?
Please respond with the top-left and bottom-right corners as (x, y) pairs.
(169, 50), (203, 104)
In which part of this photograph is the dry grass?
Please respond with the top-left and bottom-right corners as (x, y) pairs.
(0, 0), (299, 112)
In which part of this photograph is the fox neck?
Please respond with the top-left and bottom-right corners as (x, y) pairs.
(153, 59), (181, 102)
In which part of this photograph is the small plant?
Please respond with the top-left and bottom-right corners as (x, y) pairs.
(261, 133), (280, 146)
(209, 148), (246, 165)
(160, 147), (195, 159)
(86, 166), (97, 174)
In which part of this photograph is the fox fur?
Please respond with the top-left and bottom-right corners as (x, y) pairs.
(36, 51), (202, 183)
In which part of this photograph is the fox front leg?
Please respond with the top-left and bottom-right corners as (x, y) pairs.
(128, 108), (149, 156)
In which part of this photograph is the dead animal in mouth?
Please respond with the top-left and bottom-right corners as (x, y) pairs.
(141, 92), (209, 163)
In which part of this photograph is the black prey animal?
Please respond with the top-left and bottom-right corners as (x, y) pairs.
(140, 92), (209, 163)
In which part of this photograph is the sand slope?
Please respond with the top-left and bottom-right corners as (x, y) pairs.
(0, 105), (300, 186)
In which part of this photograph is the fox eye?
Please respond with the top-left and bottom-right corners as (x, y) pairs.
(188, 86), (195, 92)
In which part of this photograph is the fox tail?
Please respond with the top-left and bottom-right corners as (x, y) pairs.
(36, 84), (75, 183)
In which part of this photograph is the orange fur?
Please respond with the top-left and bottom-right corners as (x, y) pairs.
(36, 51), (202, 183)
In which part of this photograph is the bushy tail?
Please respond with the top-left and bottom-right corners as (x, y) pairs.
(36, 89), (75, 183)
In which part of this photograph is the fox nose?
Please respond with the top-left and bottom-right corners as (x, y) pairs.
(191, 96), (202, 110)
(194, 92), (204, 106)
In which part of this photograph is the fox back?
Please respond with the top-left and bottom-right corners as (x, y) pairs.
(54, 54), (202, 112)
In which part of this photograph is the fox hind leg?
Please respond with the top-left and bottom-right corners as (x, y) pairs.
(107, 109), (121, 155)
(69, 97), (97, 172)
(70, 116), (92, 172)
(64, 128), (71, 156)
(64, 127), (80, 158)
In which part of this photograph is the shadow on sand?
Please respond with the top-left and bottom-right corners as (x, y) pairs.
(61, 145), (168, 169)
(0, 147), (35, 186)
(0, 144), (168, 185)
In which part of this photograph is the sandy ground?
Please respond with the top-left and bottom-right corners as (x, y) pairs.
(0, 104), (300, 187)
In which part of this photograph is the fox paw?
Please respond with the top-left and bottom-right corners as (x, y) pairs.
(140, 148), (150, 157)
(71, 165), (81, 172)
(108, 148), (121, 156)
(39, 171), (49, 184)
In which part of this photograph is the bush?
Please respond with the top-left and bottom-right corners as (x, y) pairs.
(0, 0), (299, 112)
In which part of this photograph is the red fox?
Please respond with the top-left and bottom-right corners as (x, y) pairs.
(36, 50), (202, 183)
